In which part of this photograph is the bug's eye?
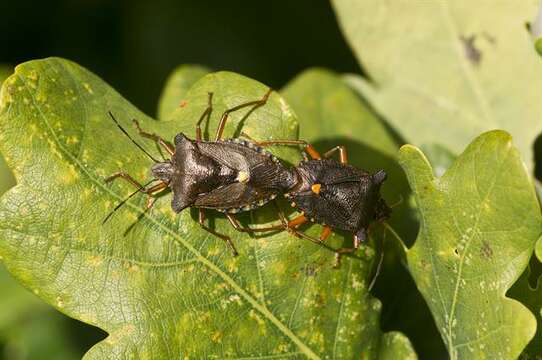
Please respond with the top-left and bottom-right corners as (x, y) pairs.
(311, 183), (322, 195)
(151, 162), (174, 181)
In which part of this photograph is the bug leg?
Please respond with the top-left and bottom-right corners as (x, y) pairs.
(226, 213), (286, 234)
(323, 145), (348, 164)
(198, 209), (239, 256)
(288, 214), (308, 228)
(333, 229), (366, 268)
(250, 138), (322, 160)
(214, 88), (273, 141)
(289, 228), (326, 245)
(105, 172), (167, 197)
(320, 226), (333, 241)
(132, 119), (175, 156)
(103, 177), (167, 224)
(105, 172), (145, 189)
(196, 92), (213, 141)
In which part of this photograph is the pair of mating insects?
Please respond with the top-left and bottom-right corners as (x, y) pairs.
(104, 89), (391, 267)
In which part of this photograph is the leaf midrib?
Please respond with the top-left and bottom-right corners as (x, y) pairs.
(14, 61), (321, 360)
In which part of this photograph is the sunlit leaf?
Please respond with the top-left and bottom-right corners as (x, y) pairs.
(399, 131), (542, 359)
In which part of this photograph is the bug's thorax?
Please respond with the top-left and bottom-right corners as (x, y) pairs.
(168, 134), (237, 212)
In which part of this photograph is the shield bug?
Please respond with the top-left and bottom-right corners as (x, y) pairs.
(273, 144), (391, 267)
(104, 90), (301, 256)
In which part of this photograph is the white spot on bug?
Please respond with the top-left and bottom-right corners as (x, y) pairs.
(236, 171), (249, 183)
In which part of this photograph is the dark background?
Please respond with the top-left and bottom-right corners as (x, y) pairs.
(1, 0), (360, 115)
(0, 1), (450, 359)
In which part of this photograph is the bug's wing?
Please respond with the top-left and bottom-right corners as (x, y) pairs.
(197, 142), (251, 172)
(194, 182), (269, 210)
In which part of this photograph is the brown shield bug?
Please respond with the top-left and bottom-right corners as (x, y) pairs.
(266, 144), (392, 267)
(104, 90), (303, 256)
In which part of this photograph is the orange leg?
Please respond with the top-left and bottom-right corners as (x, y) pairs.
(215, 89), (273, 141)
(132, 120), (175, 156)
(323, 145), (348, 164)
(198, 209), (238, 256)
(253, 139), (322, 160)
(103, 176), (168, 224)
(288, 214), (308, 228)
(334, 233), (364, 268)
(320, 226), (332, 241)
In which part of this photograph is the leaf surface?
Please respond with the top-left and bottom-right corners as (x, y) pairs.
(157, 64), (211, 121)
(398, 131), (542, 359)
(0, 58), (411, 359)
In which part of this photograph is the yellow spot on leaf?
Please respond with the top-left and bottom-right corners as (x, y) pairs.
(87, 255), (103, 267)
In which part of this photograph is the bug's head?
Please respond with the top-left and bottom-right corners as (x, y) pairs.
(151, 162), (174, 183)
(371, 170), (391, 221)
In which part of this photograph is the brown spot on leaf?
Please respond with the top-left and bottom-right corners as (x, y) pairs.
(179, 100), (188, 108)
(304, 264), (317, 277)
(460, 34), (482, 66)
(481, 241), (493, 259)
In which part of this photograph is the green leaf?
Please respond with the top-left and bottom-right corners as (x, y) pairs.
(157, 64), (211, 121)
(0, 57), (411, 359)
(333, 0), (542, 170)
(398, 131), (542, 359)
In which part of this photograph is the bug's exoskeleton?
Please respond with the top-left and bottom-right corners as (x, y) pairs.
(285, 144), (391, 267)
(243, 140), (391, 268)
(104, 90), (299, 256)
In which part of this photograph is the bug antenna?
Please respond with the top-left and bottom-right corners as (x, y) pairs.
(368, 230), (385, 292)
(389, 194), (404, 209)
(108, 111), (161, 163)
(102, 179), (158, 224)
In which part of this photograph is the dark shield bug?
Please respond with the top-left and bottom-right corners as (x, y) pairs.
(104, 90), (301, 255)
(279, 144), (392, 267)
